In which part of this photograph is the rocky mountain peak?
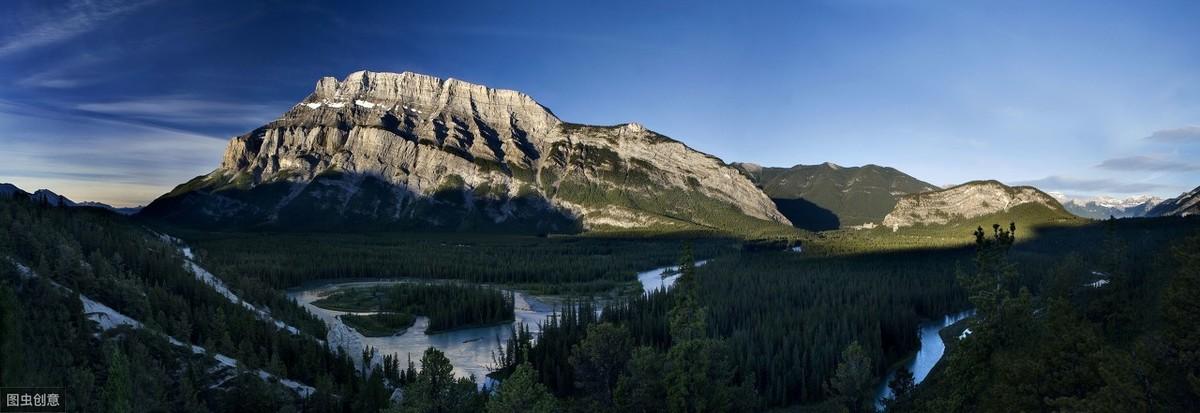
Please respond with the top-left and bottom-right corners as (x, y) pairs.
(144, 71), (791, 234)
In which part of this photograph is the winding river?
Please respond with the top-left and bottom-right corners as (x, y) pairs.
(873, 310), (974, 411)
(288, 261), (703, 385)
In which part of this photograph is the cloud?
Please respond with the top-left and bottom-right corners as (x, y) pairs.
(75, 97), (286, 127)
(1145, 126), (1200, 143)
(0, 101), (226, 206)
(1096, 155), (1200, 172)
(1012, 175), (1168, 194)
(0, 0), (157, 58)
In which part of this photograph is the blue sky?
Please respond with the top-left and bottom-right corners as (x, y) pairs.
(1, 0), (1198, 206)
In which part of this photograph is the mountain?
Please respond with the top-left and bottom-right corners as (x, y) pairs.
(77, 201), (143, 215)
(0, 183), (23, 198)
(733, 162), (939, 231)
(881, 180), (1074, 230)
(0, 184), (76, 207)
(1059, 195), (1162, 219)
(29, 189), (76, 207)
(1148, 186), (1200, 217)
(1, 183), (141, 213)
(139, 71), (791, 234)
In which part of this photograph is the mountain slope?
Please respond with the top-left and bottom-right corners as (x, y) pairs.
(733, 162), (939, 230)
(881, 180), (1075, 230)
(139, 71), (791, 234)
(1148, 186), (1200, 217)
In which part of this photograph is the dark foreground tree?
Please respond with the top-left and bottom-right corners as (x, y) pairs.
(884, 366), (916, 410)
(830, 341), (874, 413)
(570, 322), (632, 406)
(393, 347), (483, 413)
(614, 347), (668, 413)
(487, 362), (558, 413)
(664, 244), (756, 413)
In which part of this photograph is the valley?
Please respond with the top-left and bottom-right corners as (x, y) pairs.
(2, 65), (1197, 413)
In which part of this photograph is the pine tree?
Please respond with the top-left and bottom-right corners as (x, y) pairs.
(398, 347), (480, 413)
(1163, 236), (1200, 405)
(100, 345), (133, 413)
(884, 366), (915, 410)
(569, 322), (632, 406)
(830, 341), (873, 413)
(486, 362), (558, 413)
(0, 283), (23, 387)
(614, 347), (668, 413)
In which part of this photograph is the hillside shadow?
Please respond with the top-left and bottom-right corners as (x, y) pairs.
(771, 197), (840, 231)
(138, 171), (584, 235)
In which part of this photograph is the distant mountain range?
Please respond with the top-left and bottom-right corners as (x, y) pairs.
(733, 162), (939, 231)
(0, 183), (141, 214)
(138, 71), (790, 234)
(1055, 194), (1163, 219)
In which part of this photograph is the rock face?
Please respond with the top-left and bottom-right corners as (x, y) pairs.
(733, 162), (938, 230)
(1148, 186), (1200, 217)
(140, 71), (790, 233)
(881, 180), (1065, 229)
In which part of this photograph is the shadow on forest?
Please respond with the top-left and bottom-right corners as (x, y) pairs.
(771, 197), (840, 231)
(138, 171), (583, 235)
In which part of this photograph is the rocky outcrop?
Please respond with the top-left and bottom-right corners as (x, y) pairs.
(881, 180), (1065, 229)
(141, 71), (790, 233)
(1148, 186), (1200, 217)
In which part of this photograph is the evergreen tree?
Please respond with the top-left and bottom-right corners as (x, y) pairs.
(830, 341), (873, 413)
(397, 347), (480, 413)
(884, 366), (915, 410)
(487, 362), (558, 413)
(100, 345), (133, 413)
(0, 283), (23, 387)
(1163, 236), (1200, 405)
(668, 244), (705, 342)
(569, 322), (632, 406)
(614, 347), (668, 413)
(664, 246), (756, 412)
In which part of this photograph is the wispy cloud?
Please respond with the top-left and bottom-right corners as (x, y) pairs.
(0, 100), (226, 206)
(75, 97), (285, 127)
(1145, 126), (1200, 143)
(0, 0), (157, 58)
(1096, 155), (1200, 172)
(1013, 175), (1168, 194)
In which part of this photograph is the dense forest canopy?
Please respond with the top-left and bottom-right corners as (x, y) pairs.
(2, 197), (1198, 412)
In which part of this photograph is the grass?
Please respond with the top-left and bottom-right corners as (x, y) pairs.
(340, 313), (416, 337)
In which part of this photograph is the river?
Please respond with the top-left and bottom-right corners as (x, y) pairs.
(873, 310), (974, 411)
(289, 262), (700, 386)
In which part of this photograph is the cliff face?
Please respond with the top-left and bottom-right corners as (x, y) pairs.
(881, 180), (1065, 229)
(141, 71), (790, 233)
